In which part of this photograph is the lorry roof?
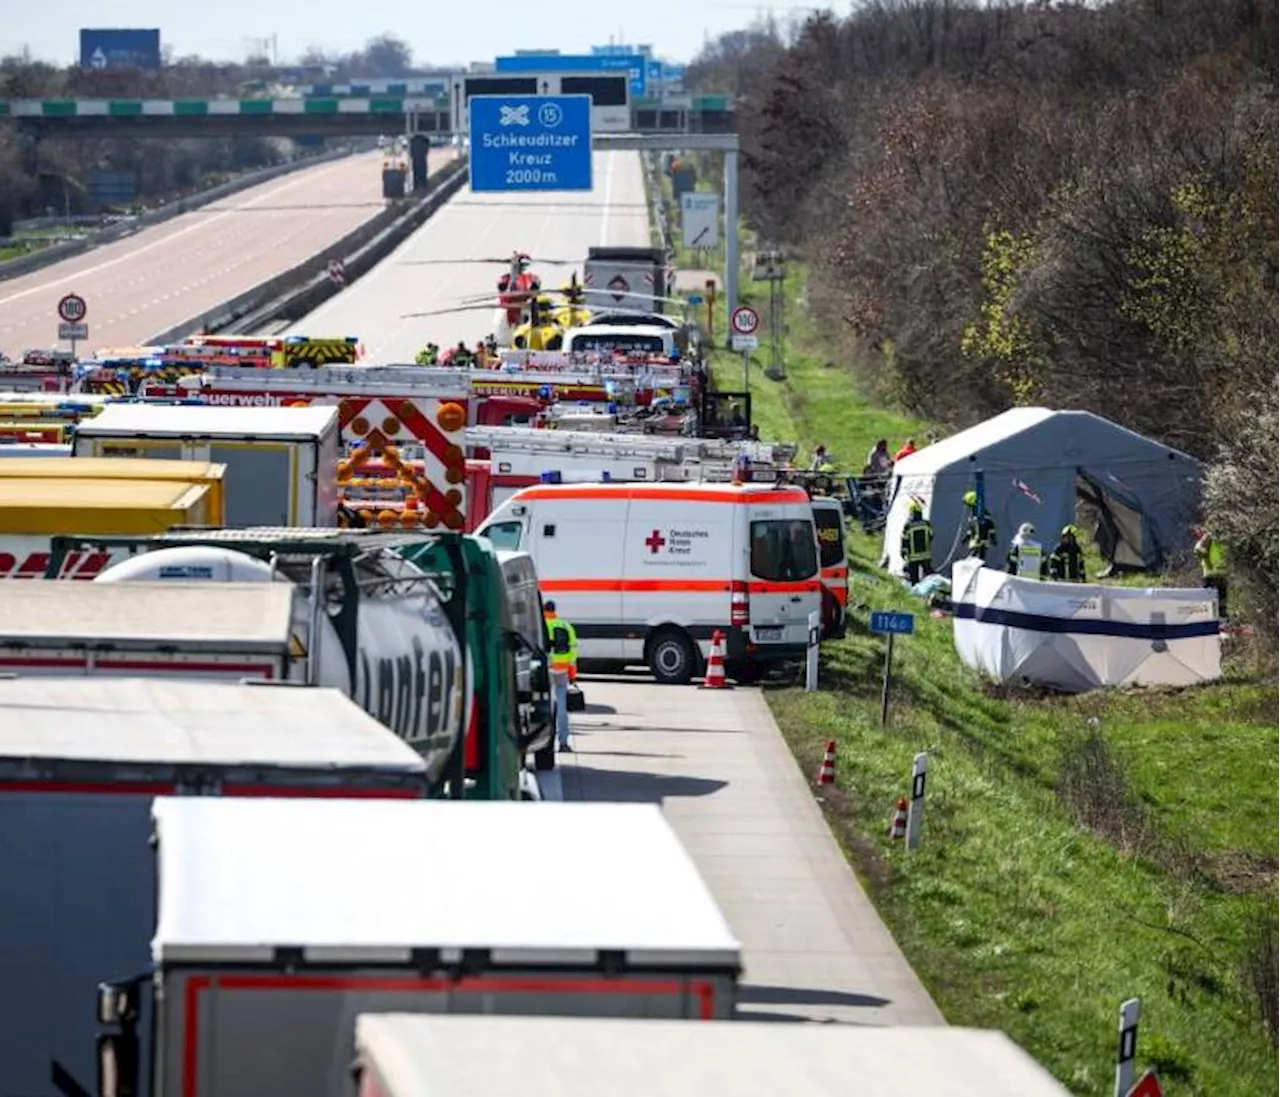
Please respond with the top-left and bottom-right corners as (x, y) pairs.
(150, 798), (741, 966)
(0, 677), (426, 774)
(73, 402), (338, 439)
(354, 1016), (1073, 1097)
(0, 477), (212, 534)
(0, 457), (227, 482)
(0, 581), (294, 650)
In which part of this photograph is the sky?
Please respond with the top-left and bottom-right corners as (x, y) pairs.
(4, 0), (823, 69)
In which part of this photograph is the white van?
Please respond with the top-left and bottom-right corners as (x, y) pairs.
(563, 324), (678, 358)
(477, 482), (821, 684)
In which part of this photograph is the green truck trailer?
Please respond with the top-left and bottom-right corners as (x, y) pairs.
(43, 527), (551, 801)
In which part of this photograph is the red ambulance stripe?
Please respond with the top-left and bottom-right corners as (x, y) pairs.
(538, 578), (820, 595)
(182, 973), (718, 1097)
(515, 486), (813, 506)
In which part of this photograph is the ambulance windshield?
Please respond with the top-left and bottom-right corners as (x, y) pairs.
(749, 520), (818, 582)
(570, 332), (665, 354)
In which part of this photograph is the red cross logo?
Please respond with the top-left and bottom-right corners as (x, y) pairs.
(645, 529), (666, 554)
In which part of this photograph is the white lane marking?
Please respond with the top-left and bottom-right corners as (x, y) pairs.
(599, 150), (615, 247)
(0, 155), (376, 309)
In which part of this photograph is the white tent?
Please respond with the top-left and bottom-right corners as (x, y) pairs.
(951, 559), (1222, 691)
(881, 408), (1202, 578)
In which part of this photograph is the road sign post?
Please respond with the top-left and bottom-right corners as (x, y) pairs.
(805, 610), (820, 692)
(869, 610), (914, 727)
(56, 294), (88, 359)
(907, 751), (928, 851)
(468, 95), (593, 194)
(1115, 999), (1142, 1097)
(730, 306), (759, 391)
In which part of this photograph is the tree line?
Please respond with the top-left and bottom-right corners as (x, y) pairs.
(0, 33), (418, 235)
(691, 0), (1278, 638)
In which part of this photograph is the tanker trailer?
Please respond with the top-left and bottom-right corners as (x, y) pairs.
(43, 528), (524, 801)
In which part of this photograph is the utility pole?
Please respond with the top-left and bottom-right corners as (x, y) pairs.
(753, 247), (786, 379)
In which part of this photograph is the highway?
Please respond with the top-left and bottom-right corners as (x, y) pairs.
(287, 150), (652, 361)
(0, 150), (417, 350)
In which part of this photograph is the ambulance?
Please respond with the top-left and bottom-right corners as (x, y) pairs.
(477, 481), (822, 683)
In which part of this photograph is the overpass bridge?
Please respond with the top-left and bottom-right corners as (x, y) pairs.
(0, 94), (733, 141)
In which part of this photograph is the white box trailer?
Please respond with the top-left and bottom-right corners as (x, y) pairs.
(0, 677), (427, 1097)
(127, 797), (741, 1097)
(71, 403), (341, 527)
(352, 1015), (1074, 1097)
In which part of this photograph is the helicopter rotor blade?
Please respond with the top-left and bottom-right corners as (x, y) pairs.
(396, 256), (581, 267)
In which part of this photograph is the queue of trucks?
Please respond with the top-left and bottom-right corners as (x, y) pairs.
(0, 329), (864, 1097)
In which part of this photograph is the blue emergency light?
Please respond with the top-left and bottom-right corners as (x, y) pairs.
(540, 471), (563, 484)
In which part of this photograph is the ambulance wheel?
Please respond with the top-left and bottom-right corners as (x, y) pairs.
(534, 742), (556, 771)
(647, 628), (698, 686)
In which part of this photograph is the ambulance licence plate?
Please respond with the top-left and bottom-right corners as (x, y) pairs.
(754, 626), (783, 642)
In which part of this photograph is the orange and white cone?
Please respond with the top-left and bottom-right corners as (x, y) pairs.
(701, 629), (730, 689)
(815, 740), (837, 786)
(889, 796), (909, 840)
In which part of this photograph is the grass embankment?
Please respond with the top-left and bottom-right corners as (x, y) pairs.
(698, 263), (1278, 1095)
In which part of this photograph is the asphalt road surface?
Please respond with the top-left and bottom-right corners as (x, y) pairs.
(286, 150), (652, 362)
(545, 677), (947, 1027)
(0, 149), (443, 351)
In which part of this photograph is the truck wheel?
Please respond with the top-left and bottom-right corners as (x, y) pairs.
(647, 628), (698, 685)
(533, 742), (556, 772)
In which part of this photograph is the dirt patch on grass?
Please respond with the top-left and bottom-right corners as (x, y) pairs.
(1205, 849), (1280, 895)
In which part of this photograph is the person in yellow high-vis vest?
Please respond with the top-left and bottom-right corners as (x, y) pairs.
(1193, 527), (1229, 621)
(543, 600), (579, 752)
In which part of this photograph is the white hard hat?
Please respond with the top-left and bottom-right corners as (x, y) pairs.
(1018, 522), (1036, 538)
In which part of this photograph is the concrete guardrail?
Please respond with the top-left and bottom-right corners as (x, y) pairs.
(148, 157), (470, 343)
(0, 146), (357, 283)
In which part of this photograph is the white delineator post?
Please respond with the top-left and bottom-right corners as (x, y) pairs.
(906, 751), (928, 852)
(805, 610), (820, 692)
(1114, 998), (1141, 1097)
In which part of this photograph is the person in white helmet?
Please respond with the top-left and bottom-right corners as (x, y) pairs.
(1006, 522), (1048, 579)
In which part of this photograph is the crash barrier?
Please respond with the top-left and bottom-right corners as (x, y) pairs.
(0, 147), (356, 283)
(148, 156), (469, 343)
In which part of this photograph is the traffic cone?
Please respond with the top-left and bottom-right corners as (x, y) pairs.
(815, 741), (837, 786)
(889, 796), (909, 840)
(701, 629), (731, 690)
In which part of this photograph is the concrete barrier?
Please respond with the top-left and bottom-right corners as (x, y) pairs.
(0, 147), (357, 283)
(148, 157), (469, 343)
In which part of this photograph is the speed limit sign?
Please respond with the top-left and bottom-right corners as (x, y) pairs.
(57, 294), (87, 323)
(730, 305), (759, 336)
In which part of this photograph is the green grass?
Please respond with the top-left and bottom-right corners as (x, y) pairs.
(768, 543), (1277, 1096)
(693, 257), (1279, 1094)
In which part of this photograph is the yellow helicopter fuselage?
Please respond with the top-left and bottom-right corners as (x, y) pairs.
(512, 321), (564, 351)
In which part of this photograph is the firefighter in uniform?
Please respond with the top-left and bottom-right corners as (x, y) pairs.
(543, 600), (579, 753)
(1048, 525), (1086, 582)
(901, 501), (934, 585)
(1007, 523), (1048, 579)
(963, 490), (998, 563)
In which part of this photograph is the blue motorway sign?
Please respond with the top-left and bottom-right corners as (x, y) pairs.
(647, 60), (665, 91)
(869, 610), (916, 636)
(468, 95), (593, 194)
(80, 28), (161, 71)
(495, 53), (647, 97)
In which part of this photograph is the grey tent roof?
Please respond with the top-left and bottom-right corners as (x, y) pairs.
(893, 407), (1196, 477)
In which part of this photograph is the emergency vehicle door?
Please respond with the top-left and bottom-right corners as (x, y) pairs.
(532, 497), (626, 660)
(745, 505), (821, 648)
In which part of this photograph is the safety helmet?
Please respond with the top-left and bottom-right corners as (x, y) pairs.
(963, 490), (977, 506)
(1018, 522), (1036, 538)
(1061, 524), (1079, 538)
(908, 501), (923, 517)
